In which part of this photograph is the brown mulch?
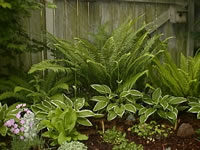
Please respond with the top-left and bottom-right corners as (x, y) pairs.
(80, 113), (200, 150)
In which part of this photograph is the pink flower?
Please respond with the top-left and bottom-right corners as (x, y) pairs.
(20, 127), (24, 132)
(14, 128), (20, 134)
(26, 110), (31, 114)
(24, 108), (28, 112)
(14, 124), (18, 128)
(16, 104), (22, 109)
(4, 119), (15, 127)
(22, 104), (26, 107)
(16, 112), (21, 119)
(20, 136), (24, 140)
(11, 128), (15, 132)
(20, 120), (25, 125)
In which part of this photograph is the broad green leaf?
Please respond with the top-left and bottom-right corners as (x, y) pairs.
(107, 103), (117, 111)
(138, 107), (148, 115)
(197, 112), (200, 119)
(157, 110), (167, 119)
(143, 99), (154, 105)
(124, 104), (136, 113)
(77, 117), (92, 126)
(64, 108), (77, 133)
(63, 95), (73, 107)
(160, 99), (168, 110)
(91, 84), (111, 95)
(114, 105), (125, 118)
(93, 101), (108, 111)
(152, 88), (161, 104)
(107, 110), (117, 121)
(58, 132), (68, 145)
(139, 114), (148, 123)
(188, 106), (200, 113)
(169, 97), (187, 105)
(0, 125), (7, 136)
(51, 100), (67, 109)
(74, 98), (85, 110)
(129, 90), (143, 97)
(167, 111), (177, 121)
(120, 91), (130, 98)
(145, 108), (157, 120)
(91, 96), (109, 102)
(77, 110), (94, 117)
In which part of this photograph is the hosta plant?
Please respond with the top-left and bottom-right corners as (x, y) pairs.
(139, 88), (187, 124)
(58, 141), (87, 150)
(91, 84), (143, 121)
(188, 100), (200, 119)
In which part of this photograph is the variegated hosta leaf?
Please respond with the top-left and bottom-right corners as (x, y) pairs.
(51, 100), (67, 109)
(169, 97), (187, 105)
(114, 105), (125, 118)
(129, 89), (143, 97)
(107, 110), (117, 121)
(74, 98), (85, 111)
(90, 96), (109, 102)
(188, 106), (200, 113)
(93, 101), (108, 111)
(152, 88), (161, 104)
(124, 104), (136, 113)
(63, 94), (73, 107)
(160, 99), (168, 110)
(140, 108), (156, 123)
(77, 117), (92, 126)
(120, 91), (130, 98)
(77, 110), (95, 118)
(138, 107), (148, 115)
(91, 84), (111, 95)
(107, 103), (117, 111)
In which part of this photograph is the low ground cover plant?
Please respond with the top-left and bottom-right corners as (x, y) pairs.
(58, 141), (88, 150)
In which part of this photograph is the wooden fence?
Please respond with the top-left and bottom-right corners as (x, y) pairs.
(3, 0), (197, 70)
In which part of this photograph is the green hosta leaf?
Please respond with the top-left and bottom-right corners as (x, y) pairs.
(93, 101), (108, 111)
(138, 107), (148, 115)
(120, 91), (130, 98)
(167, 111), (177, 121)
(91, 84), (111, 95)
(139, 114), (148, 123)
(77, 110), (94, 117)
(49, 83), (69, 93)
(145, 108), (156, 119)
(157, 110), (167, 119)
(107, 110), (117, 121)
(129, 90), (143, 97)
(107, 103), (117, 111)
(93, 113), (104, 118)
(74, 98), (85, 110)
(197, 112), (200, 119)
(63, 95), (73, 107)
(0, 125), (7, 136)
(160, 99), (168, 110)
(188, 102), (199, 107)
(188, 106), (200, 113)
(51, 100), (67, 109)
(64, 108), (77, 133)
(42, 100), (53, 109)
(35, 111), (48, 119)
(77, 117), (92, 126)
(124, 104), (136, 113)
(114, 105), (125, 118)
(143, 99), (154, 105)
(169, 97), (187, 105)
(152, 88), (161, 104)
(91, 96), (109, 102)
(58, 132), (68, 145)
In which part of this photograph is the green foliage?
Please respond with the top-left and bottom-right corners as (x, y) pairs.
(149, 51), (200, 97)
(130, 121), (173, 142)
(101, 127), (143, 150)
(58, 141), (87, 150)
(0, 103), (8, 136)
(29, 19), (166, 93)
(188, 100), (200, 119)
(91, 84), (143, 121)
(11, 136), (44, 150)
(139, 88), (187, 124)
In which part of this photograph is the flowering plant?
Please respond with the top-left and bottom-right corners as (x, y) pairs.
(4, 103), (37, 140)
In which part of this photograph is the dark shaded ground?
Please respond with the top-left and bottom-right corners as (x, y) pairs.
(81, 113), (200, 150)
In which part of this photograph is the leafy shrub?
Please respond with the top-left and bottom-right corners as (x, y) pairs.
(188, 100), (200, 119)
(58, 141), (87, 150)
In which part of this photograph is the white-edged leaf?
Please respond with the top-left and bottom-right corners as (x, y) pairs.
(107, 103), (117, 111)
(188, 106), (200, 113)
(169, 97), (187, 105)
(107, 110), (117, 121)
(139, 114), (148, 123)
(129, 90), (143, 97)
(114, 105), (125, 118)
(77, 110), (95, 117)
(138, 107), (148, 115)
(63, 94), (73, 107)
(51, 100), (67, 109)
(91, 84), (111, 95)
(74, 98), (85, 110)
(77, 117), (92, 126)
(124, 104), (136, 113)
(152, 88), (161, 104)
(93, 101), (108, 111)
(90, 96), (109, 102)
